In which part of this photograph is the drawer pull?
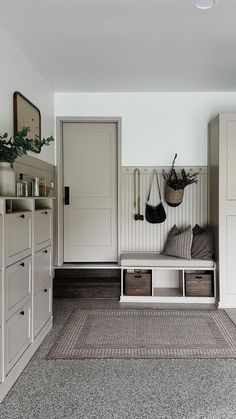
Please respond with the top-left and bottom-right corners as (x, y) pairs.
(20, 310), (25, 316)
(20, 214), (25, 219)
(43, 250), (48, 254)
(42, 211), (48, 215)
(43, 288), (48, 293)
(195, 276), (203, 279)
(20, 262), (25, 267)
(135, 275), (142, 278)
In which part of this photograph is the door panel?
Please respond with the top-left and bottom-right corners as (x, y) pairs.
(226, 121), (236, 200)
(63, 122), (118, 262)
(226, 216), (236, 294)
(71, 208), (111, 246)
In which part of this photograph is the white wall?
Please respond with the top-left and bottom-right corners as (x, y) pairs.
(0, 27), (55, 165)
(55, 92), (236, 166)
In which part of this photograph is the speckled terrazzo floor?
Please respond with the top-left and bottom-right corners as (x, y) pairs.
(0, 299), (236, 419)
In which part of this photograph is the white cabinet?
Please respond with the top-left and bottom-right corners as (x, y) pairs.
(0, 272), (2, 324)
(5, 301), (31, 374)
(4, 212), (32, 266)
(209, 113), (236, 307)
(0, 216), (2, 269)
(34, 245), (52, 337)
(5, 256), (32, 319)
(0, 270), (2, 384)
(34, 287), (51, 338)
(0, 328), (2, 383)
(34, 209), (52, 252)
(34, 246), (52, 295)
(0, 197), (54, 402)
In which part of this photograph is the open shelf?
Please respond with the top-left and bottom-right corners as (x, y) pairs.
(153, 287), (183, 297)
(120, 265), (216, 303)
(5, 198), (33, 213)
(35, 198), (53, 210)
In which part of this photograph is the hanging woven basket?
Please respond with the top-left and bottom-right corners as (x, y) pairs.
(165, 184), (184, 207)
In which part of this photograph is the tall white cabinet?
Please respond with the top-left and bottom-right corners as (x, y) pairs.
(0, 197), (53, 402)
(209, 113), (236, 308)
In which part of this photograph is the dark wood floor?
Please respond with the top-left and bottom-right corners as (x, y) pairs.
(53, 268), (121, 298)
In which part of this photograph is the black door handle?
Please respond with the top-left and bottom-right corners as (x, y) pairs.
(65, 186), (70, 205)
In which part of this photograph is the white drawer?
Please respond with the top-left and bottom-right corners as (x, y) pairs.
(5, 212), (32, 266)
(34, 246), (52, 295)
(34, 209), (52, 252)
(0, 272), (2, 324)
(34, 287), (51, 338)
(5, 301), (31, 374)
(0, 326), (2, 382)
(0, 215), (2, 269)
(5, 256), (32, 319)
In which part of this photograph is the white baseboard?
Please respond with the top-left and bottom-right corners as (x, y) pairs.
(218, 298), (236, 308)
(120, 296), (216, 304)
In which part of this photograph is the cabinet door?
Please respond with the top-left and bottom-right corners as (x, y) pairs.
(34, 246), (52, 295)
(218, 114), (236, 306)
(5, 301), (31, 374)
(0, 271), (2, 324)
(0, 327), (2, 382)
(0, 215), (2, 269)
(5, 212), (32, 266)
(226, 216), (236, 294)
(5, 256), (32, 319)
(34, 287), (51, 338)
(34, 209), (52, 252)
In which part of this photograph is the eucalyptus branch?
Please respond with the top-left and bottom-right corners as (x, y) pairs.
(0, 127), (54, 164)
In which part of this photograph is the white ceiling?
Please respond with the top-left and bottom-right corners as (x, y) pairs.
(0, 0), (235, 92)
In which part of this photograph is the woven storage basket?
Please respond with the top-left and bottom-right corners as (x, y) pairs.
(165, 185), (184, 207)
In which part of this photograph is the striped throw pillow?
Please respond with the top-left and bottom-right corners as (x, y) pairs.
(162, 225), (193, 260)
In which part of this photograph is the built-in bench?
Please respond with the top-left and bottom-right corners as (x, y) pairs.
(120, 252), (216, 304)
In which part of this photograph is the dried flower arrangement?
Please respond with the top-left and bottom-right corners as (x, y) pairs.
(162, 153), (199, 190)
(162, 154), (199, 207)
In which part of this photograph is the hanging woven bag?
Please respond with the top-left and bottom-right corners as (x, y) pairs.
(165, 184), (184, 207)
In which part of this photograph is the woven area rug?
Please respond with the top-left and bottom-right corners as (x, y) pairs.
(47, 309), (236, 359)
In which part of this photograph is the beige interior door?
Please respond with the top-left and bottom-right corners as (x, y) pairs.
(63, 122), (118, 262)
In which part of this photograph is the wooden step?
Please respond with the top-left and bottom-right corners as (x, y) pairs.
(53, 268), (121, 298)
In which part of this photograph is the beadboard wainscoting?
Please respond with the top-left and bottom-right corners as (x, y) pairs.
(120, 167), (208, 254)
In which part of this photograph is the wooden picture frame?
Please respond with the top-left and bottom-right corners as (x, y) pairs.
(13, 91), (41, 153)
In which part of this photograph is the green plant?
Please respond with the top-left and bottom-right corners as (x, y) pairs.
(0, 127), (54, 164)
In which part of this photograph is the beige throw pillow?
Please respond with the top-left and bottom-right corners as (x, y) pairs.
(191, 224), (214, 260)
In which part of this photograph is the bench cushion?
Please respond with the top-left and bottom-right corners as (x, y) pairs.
(120, 252), (214, 268)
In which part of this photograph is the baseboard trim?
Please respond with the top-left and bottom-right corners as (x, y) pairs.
(120, 296), (216, 304)
(54, 263), (120, 269)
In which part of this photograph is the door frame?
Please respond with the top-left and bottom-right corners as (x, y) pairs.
(55, 116), (122, 266)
